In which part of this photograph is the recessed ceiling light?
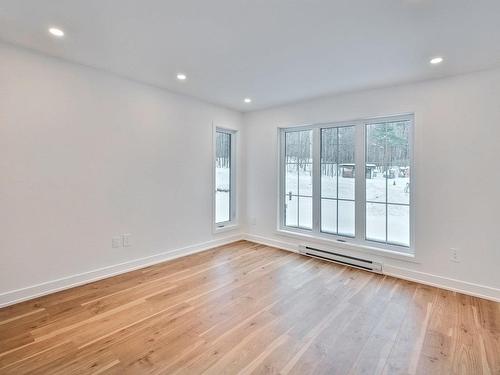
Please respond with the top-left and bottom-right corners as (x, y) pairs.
(176, 73), (187, 80)
(48, 27), (64, 37)
(244, 98), (252, 103)
(430, 56), (443, 65)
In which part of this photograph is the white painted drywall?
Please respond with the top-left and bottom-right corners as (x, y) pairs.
(1, 40), (499, 304)
(244, 67), (500, 297)
(0, 42), (244, 298)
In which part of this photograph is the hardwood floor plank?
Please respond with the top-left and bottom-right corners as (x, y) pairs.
(474, 298), (500, 374)
(450, 294), (489, 375)
(0, 241), (498, 374)
(347, 279), (418, 375)
(416, 289), (459, 374)
(381, 284), (437, 374)
(0, 308), (46, 326)
(285, 272), (387, 374)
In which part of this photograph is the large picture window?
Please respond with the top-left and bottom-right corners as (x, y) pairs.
(280, 114), (414, 254)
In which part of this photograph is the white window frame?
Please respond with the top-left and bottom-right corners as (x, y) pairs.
(278, 114), (415, 256)
(213, 126), (238, 232)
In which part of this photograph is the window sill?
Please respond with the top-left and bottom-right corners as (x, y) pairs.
(275, 228), (418, 263)
(213, 223), (240, 234)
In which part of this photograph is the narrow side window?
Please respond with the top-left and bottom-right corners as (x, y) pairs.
(215, 129), (235, 227)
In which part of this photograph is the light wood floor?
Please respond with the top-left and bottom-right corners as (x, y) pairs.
(0, 241), (499, 374)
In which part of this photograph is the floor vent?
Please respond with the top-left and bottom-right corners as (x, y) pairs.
(298, 245), (383, 273)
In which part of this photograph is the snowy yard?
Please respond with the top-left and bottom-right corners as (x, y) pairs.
(285, 167), (410, 247)
(215, 166), (230, 223)
(217, 163), (410, 248)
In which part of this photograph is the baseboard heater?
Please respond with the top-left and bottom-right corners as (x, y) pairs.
(298, 245), (383, 273)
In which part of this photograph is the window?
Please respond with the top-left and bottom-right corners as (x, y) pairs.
(214, 128), (236, 228)
(321, 126), (356, 237)
(280, 114), (414, 254)
(284, 130), (313, 229)
(366, 120), (411, 247)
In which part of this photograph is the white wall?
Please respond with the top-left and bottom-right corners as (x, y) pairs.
(0, 43), (244, 304)
(2, 41), (499, 305)
(244, 68), (500, 300)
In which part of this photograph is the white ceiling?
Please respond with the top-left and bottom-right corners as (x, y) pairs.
(1, 0), (500, 112)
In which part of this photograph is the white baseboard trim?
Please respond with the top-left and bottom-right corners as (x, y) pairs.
(383, 265), (500, 302)
(244, 233), (300, 253)
(243, 233), (500, 302)
(0, 233), (244, 308)
(2, 232), (498, 307)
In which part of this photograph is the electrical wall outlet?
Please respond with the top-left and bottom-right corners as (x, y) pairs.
(122, 233), (131, 247)
(450, 248), (460, 263)
(112, 236), (121, 248)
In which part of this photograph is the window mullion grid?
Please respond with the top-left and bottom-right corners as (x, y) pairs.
(229, 133), (232, 222)
(355, 122), (365, 243)
(281, 131), (287, 229)
(296, 160), (300, 228)
(312, 128), (321, 233)
(335, 128), (339, 234)
(384, 123), (389, 244)
(280, 115), (413, 253)
(409, 117), (414, 250)
(385, 177), (388, 243)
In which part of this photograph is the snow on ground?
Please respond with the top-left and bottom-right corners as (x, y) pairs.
(216, 167), (230, 223)
(216, 164), (410, 249)
(285, 166), (410, 247)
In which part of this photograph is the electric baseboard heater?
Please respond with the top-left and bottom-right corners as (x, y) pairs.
(298, 245), (383, 273)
